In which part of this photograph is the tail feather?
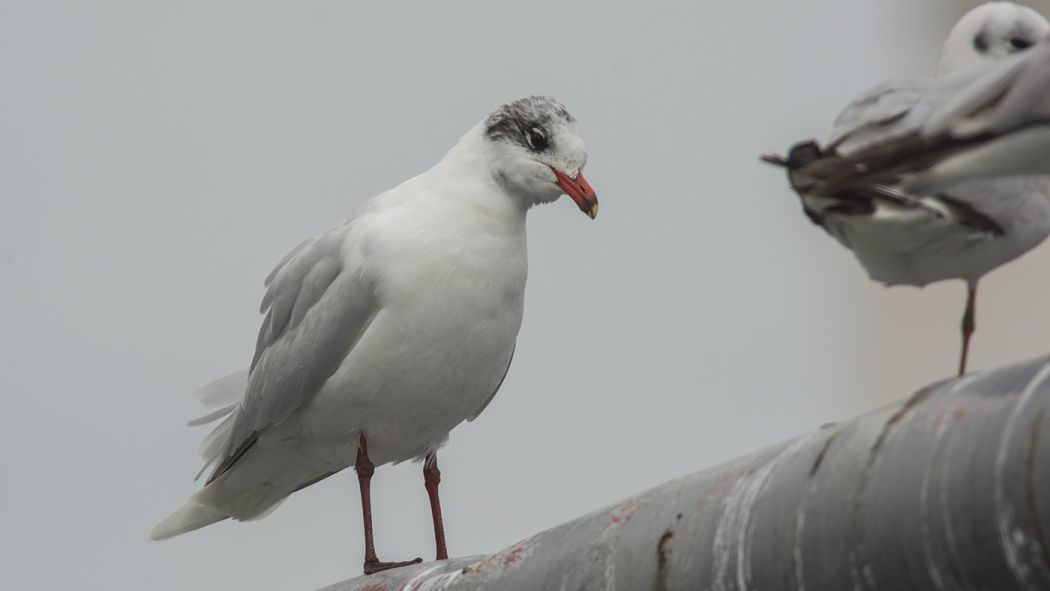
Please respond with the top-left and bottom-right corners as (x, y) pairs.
(195, 412), (236, 480)
(195, 369), (249, 410)
(148, 500), (229, 541)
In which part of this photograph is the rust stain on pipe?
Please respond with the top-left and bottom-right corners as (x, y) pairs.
(870, 384), (937, 460)
(653, 528), (674, 591)
(809, 430), (840, 477)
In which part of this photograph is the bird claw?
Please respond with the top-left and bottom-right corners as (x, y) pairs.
(362, 557), (423, 575)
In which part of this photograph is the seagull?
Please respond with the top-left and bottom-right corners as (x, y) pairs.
(763, 2), (1050, 375)
(149, 96), (598, 575)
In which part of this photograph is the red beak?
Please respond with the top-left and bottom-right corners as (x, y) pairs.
(552, 168), (599, 219)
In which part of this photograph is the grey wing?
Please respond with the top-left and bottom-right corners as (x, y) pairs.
(789, 71), (1004, 195)
(824, 79), (930, 154)
(807, 45), (1050, 194)
(762, 81), (930, 192)
(773, 43), (1050, 209)
(467, 347), (514, 422)
(205, 226), (378, 483)
(932, 176), (1050, 237)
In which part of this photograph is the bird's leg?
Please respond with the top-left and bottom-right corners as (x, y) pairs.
(354, 434), (422, 575)
(958, 283), (978, 376)
(423, 452), (449, 561)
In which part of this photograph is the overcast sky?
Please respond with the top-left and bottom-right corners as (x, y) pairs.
(4, 1), (1050, 589)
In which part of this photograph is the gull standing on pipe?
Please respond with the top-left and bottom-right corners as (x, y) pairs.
(149, 96), (599, 574)
(763, 2), (1050, 375)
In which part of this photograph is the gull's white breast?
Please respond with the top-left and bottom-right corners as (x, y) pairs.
(301, 177), (528, 466)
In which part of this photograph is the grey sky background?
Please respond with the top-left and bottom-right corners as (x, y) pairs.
(4, 1), (1050, 589)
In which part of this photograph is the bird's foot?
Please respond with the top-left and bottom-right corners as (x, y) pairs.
(362, 557), (423, 575)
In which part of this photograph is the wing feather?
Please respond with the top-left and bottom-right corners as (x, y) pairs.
(206, 224), (378, 481)
(825, 80), (927, 153)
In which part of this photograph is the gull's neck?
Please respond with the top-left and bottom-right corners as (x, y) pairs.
(421, 123), (530, 222)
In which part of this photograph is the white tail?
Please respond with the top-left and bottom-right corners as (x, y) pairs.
(148, 500), (228, 541)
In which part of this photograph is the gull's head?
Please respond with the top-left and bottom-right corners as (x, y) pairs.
(938, 2), (1049, 76)
(482, 96), (597, 219)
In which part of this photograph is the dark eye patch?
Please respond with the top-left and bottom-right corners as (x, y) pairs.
(526, 127), (548, 151)
(1010, 36), (1033, 50)
(483, 96), (574, 146)
(974, 32), (989, 52)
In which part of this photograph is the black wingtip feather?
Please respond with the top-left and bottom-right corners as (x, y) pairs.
(761, 153), (789, 167)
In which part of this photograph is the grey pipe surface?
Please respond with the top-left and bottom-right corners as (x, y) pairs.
(321, 354), (1050, 591)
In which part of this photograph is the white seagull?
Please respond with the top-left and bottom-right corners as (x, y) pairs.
(149, 96), (598, 574)
(763, 2), (1050, 375)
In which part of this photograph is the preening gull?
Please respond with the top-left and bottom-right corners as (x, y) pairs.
(764, 2), (1050, 375)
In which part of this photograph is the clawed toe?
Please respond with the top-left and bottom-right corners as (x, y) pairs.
(362, 557), (423, 575)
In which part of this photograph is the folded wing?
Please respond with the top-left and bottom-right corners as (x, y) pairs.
(202, 225), (378, 483)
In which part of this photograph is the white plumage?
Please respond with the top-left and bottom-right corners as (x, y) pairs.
(150, 96), (598, 543)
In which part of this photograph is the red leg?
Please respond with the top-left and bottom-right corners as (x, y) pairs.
(958, 283), (977, 376)
(354, 434), (422, 575)
(423, 453), (449, 560)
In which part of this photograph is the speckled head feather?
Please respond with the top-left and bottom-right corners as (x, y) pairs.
(473, 95), (594, 216)
(483, 96), (576, 149)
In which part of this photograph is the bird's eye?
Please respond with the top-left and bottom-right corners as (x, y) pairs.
(526, 128), (548, 151)
(973, 32), (989, 52)
(1010, 37), (1033, 50)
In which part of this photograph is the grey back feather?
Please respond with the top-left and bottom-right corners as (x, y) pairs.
(825, 74), (980, 155)
(825, 80), (928, 153)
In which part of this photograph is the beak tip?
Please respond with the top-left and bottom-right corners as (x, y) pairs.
(552, 167), (598, 220)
